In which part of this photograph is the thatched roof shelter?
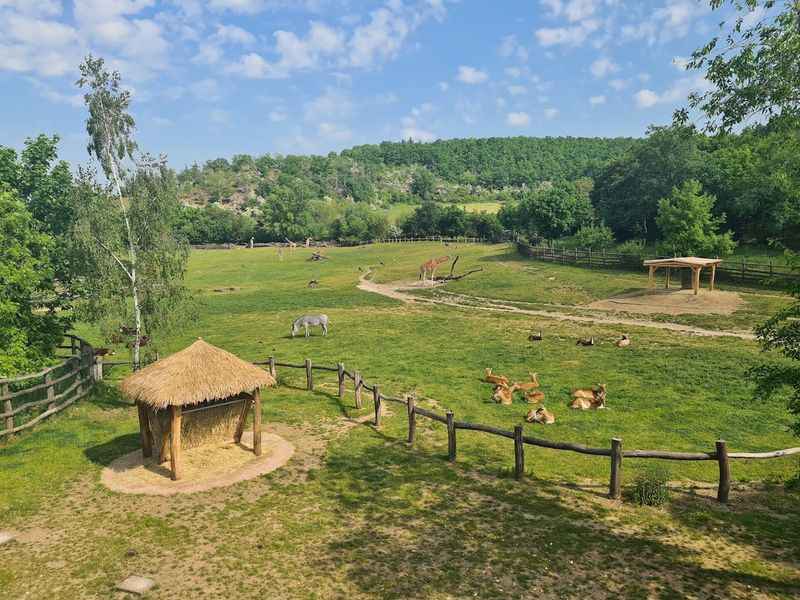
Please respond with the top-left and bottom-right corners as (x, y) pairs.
(643, 257), (722, 295)
(121, 339), (275, 481)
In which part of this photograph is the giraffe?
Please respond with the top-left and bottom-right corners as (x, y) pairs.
(285, 238), (297, 252)
(418, 255), (450, 283)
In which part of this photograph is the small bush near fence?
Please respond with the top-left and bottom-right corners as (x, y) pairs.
(632, 466), (671, 507)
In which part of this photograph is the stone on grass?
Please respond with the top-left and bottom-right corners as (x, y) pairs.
(116, 576), (156, 595)
(0, 531), (15, 545)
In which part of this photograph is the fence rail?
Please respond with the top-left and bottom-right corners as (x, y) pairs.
(517, 241), (800, 288)
(192, 235), (498, 250)
(1, 335), (96, 439)
(260, 355), (800, 504)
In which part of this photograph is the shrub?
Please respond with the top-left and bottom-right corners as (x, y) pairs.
(632, 466), (670, 506)
(617, 238), (648, 257)
(562, 224), (616, 249)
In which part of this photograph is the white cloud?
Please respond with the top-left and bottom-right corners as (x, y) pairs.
(535, 19), (599, 47)
(209, 108), (231, 124)
(622, 0), (710, 45)
(190, 78), (221, 102)
(505, 66), (522, 78)
(269, 109), (287, 122)
(456, 65), (488, 84)
(589, 94), (606, 105)
(508, 85), (527, 96)
(634, 89), (659, 108)
(564, 0), (597, 23)
(506, 112), (530, 126)
(208, 0), (265, 14)
(438, 81), (449, 91)
(348, 5), (412, 68)
(193, 43), (223, 65)
(498, 34), (528, 61)
(672, 55), (689, 71)
(318, 121), (352, 142)
(609, 78), (629, 91)
(0, 0), (62, 17)
(401, 126), (436, 142)
(214, 24), (256, 45)
(25, 77), (83, 107)
(590, 57), (618, 78)
(304, 87), (354, 122)
(540, 0), (563, 17)
(226, 52), (275, 78)
(543, 107), (559, 119)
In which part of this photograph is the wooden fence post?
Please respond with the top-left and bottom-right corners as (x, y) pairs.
(3, 383), (12, 434)
(609, 438), (622, 500)
(92, 355), (103, 382)
(305, 359), (313, 391)
(446, 410), (456, 462)
(337, 363), (345, 400)
(45, 371), (55, 411)
(407, 396), (416, 444)
(373, 385), (381, 426)
(268, 356), (276, 378)
(353, 371), (363, 408)
(514, 425), (524, 480)
(716, 440), (730, 504)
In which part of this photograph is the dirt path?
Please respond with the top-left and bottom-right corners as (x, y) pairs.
(358, 272), (756, 340)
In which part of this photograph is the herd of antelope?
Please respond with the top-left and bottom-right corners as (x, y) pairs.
(483, 332), (627, 424)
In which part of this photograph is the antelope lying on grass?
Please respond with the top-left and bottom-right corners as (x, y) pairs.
(615, 334), (630, 348)
(576, 337), (595, 347)
(510, 373), (540, 393)
(526, 407), (555, 424)
(492, 384), (514, 405)
(523, 390), (545, 404)
(484, 368), (510, 387)
(569, 384), (607, 409)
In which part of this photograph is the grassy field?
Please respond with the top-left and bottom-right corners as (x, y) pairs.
(457, 201), (502, 213)
(1, 242), (799, 599)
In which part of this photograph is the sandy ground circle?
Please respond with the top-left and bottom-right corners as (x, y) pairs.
(585, 288), (744, 315)
(101, 432), (295, 496)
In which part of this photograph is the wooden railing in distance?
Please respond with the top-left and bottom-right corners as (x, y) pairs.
(1, 334), (96, 439)
(256, 356), (800, 504)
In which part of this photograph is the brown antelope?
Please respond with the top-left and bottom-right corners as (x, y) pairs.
(419, 256), (450, 282)
(615, 334), (631, 348)
(523, 390), (545, 404)
(484, 368), (510, 387)
(492, 384), (514, 405)
(569, 384), (607, 410)
(510, 373), (540, 393)
(526, 407), (555, 424)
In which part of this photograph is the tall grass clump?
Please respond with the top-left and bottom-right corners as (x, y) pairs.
(632, 466), (671, 506)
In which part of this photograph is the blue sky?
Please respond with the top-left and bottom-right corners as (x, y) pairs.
(0, 0), (743, 169)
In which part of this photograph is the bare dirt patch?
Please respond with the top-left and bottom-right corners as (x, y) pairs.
(586, 288), (744, 316)
(101, 431), (294, 495)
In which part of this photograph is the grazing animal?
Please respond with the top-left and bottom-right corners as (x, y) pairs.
(419, 256), (450, 282)
(526, 407), (555, 424)
(93, 348), (115, 357)
(492, 384), (514, 405)
(484, 368), (510, 387)
(285, 238), (297, 251)
(615, 334), (631, 348)
(570, 384), (607, 409)
(510, 373), (541, 393)
(308, 280), (319, 288)
(305, 237), (312, 248)
(291, 314), (329, 338)
(576, 337), (595, 347)
(523, 390), (546, 404)
(528, 331), (543, 342)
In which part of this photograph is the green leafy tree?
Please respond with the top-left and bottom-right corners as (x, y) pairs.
(655, 179), (736, 257)
(678, 0), (800, 132)
(330, 204), (388, 243)
(0, 191), (64, 375)
(73, 55), (189, 367)
(410, 168), (436, 201)
(502, 181), (594, 240)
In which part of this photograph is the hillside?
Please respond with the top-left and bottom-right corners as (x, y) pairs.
(176, 136), (638, 210)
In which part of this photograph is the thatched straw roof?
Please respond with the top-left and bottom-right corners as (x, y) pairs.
(121, 339), (275, 409)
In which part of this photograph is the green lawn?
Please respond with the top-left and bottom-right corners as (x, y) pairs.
(2, 242), (799, 599)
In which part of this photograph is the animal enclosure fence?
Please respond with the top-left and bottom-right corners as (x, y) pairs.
(1, 335), (96, 439)
(257, 356), (800, 504)
(517, 241), (800, 288)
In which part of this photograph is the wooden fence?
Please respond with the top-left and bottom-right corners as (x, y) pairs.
(1, 335), (96, 439)
(517, 241), (800, 288)
(257, 356), (800, 504)
(192, 235), (500, 250)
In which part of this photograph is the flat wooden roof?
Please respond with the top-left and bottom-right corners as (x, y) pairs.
(643, 257), (722, 268)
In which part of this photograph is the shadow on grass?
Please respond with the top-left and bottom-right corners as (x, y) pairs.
(311, 437), (800, 599)
(84, 433), (140, 467)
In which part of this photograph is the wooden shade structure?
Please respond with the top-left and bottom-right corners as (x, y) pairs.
(121, 339), (275, 481)
(643, 257), (722, 295)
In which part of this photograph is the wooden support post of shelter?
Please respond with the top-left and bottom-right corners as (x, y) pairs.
(446, 410), (456, 462)
(268, 356), (276, 378)
(609, 438), (622, 499)
(716, 440), (730, 504)
(170, 405), (182, 481)
(514, 425), (524, 480)
(253, 389), (262, 456)
(137, 402), (153, 458)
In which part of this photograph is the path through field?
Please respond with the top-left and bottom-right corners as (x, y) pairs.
(358, 271), (756, 340)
